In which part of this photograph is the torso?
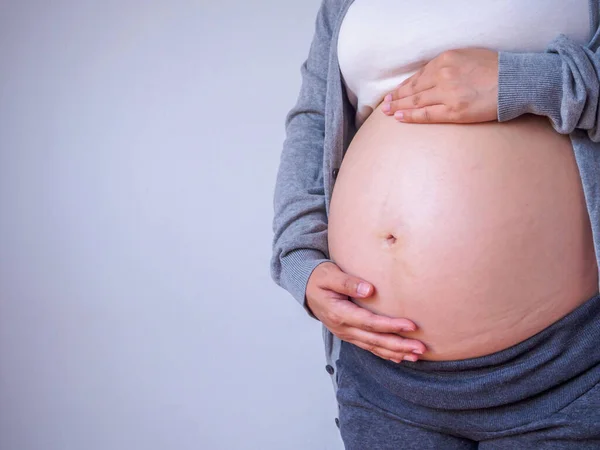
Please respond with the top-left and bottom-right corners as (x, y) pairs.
(337, 0), (591, 128)
(328, 1), (599, 360)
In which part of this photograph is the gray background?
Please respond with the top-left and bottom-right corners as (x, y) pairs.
(0, 1), (343, 449)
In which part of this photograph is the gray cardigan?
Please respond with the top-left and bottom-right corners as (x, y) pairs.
(270, 0), (600, 394)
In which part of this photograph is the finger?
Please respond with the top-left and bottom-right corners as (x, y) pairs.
(396, 66), (425, 89)
(383, 87), (442, 114)
(394, 104), (459, 124)
(383, 73), (419, 103)
(322, 264), (375, 299)
(390, 67), (435, 100)
(347, 327), (427, 355)
(336, 299), (418, 333)
(347, 339), (420, 363)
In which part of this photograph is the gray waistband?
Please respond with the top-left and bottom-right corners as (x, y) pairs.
(338, 291), (600, 432)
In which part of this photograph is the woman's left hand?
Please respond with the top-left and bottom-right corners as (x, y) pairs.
(381, 48), (499, 124)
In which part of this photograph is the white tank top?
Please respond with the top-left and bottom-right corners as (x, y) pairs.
(337, 1), (591, 128)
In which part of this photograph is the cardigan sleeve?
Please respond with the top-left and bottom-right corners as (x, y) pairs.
(270, 0), (340, 320)
(497, 32), (600, 142)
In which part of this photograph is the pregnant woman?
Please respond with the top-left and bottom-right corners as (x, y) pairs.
(271, 0), (600, 448)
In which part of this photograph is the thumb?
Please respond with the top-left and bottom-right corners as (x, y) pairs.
(329, 264), (374, 298)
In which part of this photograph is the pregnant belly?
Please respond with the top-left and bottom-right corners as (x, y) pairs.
(328, 103), (599, 361)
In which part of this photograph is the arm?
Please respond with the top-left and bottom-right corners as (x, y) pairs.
(380, 26), (600, 131)
(270, 0), (340, 319)
(498, 32), (600, 141)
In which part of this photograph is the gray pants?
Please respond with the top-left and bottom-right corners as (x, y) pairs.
(336, 291), (600, 449)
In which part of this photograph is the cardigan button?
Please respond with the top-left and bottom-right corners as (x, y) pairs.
(335, 417), (340, 428)
(325, 364), (335, 375)
(332, 168), (339, 179)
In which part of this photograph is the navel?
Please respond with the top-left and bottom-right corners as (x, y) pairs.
(382, 232), (400, 249)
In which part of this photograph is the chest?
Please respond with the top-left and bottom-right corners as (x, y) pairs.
(324, 0), (598, 214)
(337, 0), (591, 96)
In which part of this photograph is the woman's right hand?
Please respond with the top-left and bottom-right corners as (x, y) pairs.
(306, 262), (427, 363)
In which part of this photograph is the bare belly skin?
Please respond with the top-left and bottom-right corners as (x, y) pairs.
(328, 102), (599, 361)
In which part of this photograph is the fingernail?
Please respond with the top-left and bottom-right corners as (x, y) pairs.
(412, 349), (423, 355)
(382, 102), (390, 113)
(395, 111), (404, 120)
(357, 282), (370, 296)
(403, 354), (418, 362)
(384, 93), (392, 102)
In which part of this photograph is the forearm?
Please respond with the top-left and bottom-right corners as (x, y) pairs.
(270, 0), (340, 319)
(271, 127), (333, 319)
(497, 33), (600, 141)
